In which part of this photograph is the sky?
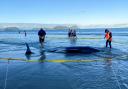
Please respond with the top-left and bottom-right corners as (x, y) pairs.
(0, 0), (128, 25)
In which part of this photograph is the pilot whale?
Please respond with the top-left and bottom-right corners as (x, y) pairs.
(48, 46), (100, 54)
(65, 46), (100, 54)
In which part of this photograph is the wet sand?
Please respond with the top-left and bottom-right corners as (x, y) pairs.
(0, 29), (128, 89)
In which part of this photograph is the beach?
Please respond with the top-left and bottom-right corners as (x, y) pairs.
(0, 28), (128, 89)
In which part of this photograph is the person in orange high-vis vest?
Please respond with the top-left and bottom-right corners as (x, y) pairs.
(104, 29), (112, 48)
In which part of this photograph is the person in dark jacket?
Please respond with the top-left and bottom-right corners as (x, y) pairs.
(38, 28), (46, 45)
(24, 30), (27, 37)
(72, 29), (77, 38)
(68, 29), (72, 37)
(68, 29), (77, 38)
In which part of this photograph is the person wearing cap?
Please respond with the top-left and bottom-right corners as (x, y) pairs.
(38, 28), (46, 45)
(104, 29), (112, 48)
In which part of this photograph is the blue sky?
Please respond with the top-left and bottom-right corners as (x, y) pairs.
(0, 0), (128, 25)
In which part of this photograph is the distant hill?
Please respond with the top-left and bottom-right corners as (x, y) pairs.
(0, 23), (128, 30)
(53, 25), (79, 30)
(54, 26), (69, 30)
(0, 23), (79, 30)
(4, 27), (20, 31)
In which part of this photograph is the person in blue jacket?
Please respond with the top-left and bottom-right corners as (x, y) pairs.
(38, 28), (46, 45)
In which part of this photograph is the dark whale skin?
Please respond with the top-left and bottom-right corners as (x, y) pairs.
(65, 46), (100, 54)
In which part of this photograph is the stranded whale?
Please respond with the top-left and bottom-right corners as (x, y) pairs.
(48, 46), (100, 54)
(65, 46), (100, 54)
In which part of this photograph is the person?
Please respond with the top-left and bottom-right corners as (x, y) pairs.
(18, 31), (20, 34)
(68, 29), (72, 37)
(104, 29), (112, 48)
(24, 30), (27, 37)
(38, 28), (46, 45)
(72, 29), (77, 38)
(68, 29), (77, 38)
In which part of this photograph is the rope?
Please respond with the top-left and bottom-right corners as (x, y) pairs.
(46, 37), (127, 45)
(0, 56), (126, 89)
(46, 37), (102, 40)
(112, 41), (127, 45)
(112, 62), (122, 89)
(0, 58), (109, 63)
(3, 60), (9, 89)
(0, 52), (127, 63)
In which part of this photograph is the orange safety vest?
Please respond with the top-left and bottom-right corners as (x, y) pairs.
(105, 32), (112, 41)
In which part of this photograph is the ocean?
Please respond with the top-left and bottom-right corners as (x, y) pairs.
(0, 28), (128, 89)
